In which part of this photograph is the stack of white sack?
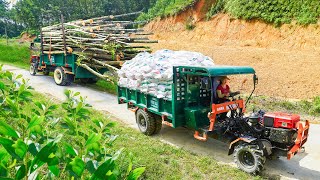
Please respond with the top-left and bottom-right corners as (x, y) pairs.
(118, 49), (215, 100)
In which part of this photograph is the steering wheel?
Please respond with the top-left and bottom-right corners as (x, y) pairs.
(229, 91), (240, 97)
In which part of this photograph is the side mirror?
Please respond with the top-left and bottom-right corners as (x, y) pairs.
(200, 77), (211, 90)
(254, 74), (259, 85)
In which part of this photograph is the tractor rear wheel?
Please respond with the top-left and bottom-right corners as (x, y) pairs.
(54, 67), (73, 86)
(153, 115), (163, 135)
(136, 109), (156, 136)
(234, 143), (266, 175)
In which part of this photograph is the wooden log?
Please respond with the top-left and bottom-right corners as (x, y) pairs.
(91, 59), (120, 71)
(43, 51), (65, 54)
(78, 63), (113, 81)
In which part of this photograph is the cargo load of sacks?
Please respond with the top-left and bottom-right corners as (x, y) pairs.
(117, 49), (215, 100)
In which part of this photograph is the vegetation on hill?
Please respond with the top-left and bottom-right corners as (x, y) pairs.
(138, 0), (320, 25)
(137, 0), (196, 21)
(208, 0), (320, 25)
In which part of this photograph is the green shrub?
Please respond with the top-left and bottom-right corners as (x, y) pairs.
(206, 0), (226, 19)
(311, 96), (320, 114)
(137, 0), (196, 22)
(185, 17), (196, 30)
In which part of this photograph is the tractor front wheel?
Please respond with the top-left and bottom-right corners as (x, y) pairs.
(234, 143), (266, 175)
(54, 67), (73, 86)
(136, 109), (156, 136)
(29, 64), (37, 76)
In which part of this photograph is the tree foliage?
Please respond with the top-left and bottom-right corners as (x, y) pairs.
(137, 0), (196, 22)
(1, 0), (157, 37)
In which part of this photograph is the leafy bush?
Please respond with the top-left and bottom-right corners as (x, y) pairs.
(137, 0), (196, 21)
(206, 0), (226, 18)
(0, 65), (145, 179)
(311, 96), (320, 114)
(185, 17), (196, 30)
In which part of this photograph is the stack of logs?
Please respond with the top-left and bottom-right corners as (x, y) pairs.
(40, 11), (157, 80)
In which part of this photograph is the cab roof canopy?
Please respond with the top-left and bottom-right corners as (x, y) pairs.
(178, 66), (255, 76)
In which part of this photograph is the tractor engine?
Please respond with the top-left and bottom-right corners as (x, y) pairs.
(262, 112), (299, 146)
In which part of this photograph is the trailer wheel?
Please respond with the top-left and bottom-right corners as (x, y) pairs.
(153, 115), (163, 134)
(136, 109), (156, 136)
(54, 67), (72, 86)
(29, 64), (37, 76)
(234, 143), (266, 175)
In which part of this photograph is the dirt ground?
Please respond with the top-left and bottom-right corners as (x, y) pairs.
(144, 12), (320, 100)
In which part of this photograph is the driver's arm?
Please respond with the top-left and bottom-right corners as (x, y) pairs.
(217, 90), (227, 98)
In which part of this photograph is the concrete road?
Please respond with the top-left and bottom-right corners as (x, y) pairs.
(3, 65), (320, 180)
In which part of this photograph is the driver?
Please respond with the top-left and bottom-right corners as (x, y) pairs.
(216, 76), (231, 103)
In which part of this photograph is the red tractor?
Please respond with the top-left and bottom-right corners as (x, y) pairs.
(118, 66), (310, 174)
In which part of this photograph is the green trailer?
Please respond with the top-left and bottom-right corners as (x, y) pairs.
(29, 53), (108, 85)
(117, 65), (310, 174)
(118, 65), (255, 133)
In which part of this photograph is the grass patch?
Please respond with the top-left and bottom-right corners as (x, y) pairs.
(92, 79), (117, 95)
(247, 95), (320, 120)
(0, 39), (30, 69)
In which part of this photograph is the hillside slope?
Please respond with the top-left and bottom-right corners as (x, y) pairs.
(144, 0), (320, 99)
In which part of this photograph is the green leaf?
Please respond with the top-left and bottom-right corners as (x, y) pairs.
(0, 137), (21, 160)
(30, 141), (59, 173)
(28, 115), (44, 129)
(64, 143), (78, 156)
(28, 116), (44, 135)
(15, 164), (26, 180)
(48, 104), (58, 111)
(69, 157), (85, 177)
(34, 102), (46, 111)
(16, 74), (23, 79)
(127, 167), (146, 180)
(108, 135), (118, 146)
(12, 139), (28, 159)
(49, 165), (60, 176)
(0, 81), (4, 90)
(74, 92), (80, 96)
(86, 160), (96, 174)
(90, 158), (116, 180)
(28, 143), (39, 156)
(0, 120), (19, 138)
(85, 133), (102, 152)
(112, 148), (123, 161)
(85, 133), (101, 145)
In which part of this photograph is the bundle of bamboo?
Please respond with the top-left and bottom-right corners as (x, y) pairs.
(40, 11), (156, 80)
